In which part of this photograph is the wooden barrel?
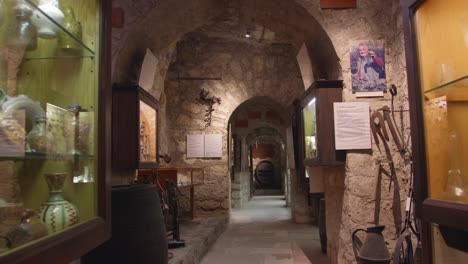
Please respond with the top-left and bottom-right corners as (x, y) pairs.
(255, 160), (275, 188)
(83, 184), (168, 264)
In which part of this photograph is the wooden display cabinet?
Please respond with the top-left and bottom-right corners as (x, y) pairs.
(112, 83), (159, 169)
(402, 0), (468, 262)
(0, 0), (111, 263)
(294, 80), (345, 175)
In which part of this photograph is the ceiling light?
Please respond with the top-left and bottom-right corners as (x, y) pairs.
(245, 30), (251, 38)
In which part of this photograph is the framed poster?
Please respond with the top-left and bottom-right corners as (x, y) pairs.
(350, 40), (386, 97)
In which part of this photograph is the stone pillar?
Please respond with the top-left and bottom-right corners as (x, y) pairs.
(231, 171), (250, 209)
(323, 166), (346, 264)
(289, 168), (312, 224)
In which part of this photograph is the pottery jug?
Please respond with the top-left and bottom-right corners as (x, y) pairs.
(31, 0), (64, 39)
(26, 116), (54, 153)
(1, 209), (48, 249)
(58, 6), (82, 55)
(352, 226), (391, 264)
(39, 173), (79, 233)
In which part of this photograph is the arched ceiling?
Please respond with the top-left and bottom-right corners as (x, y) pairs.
(229, 96), (290, 125)
(113, 0), (340, 83)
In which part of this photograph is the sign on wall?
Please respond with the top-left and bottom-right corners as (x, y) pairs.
(187, 134), (223, 158)
(187, 134), (205, 158)
(333, 102), (371, 150)
(204, 134), (222, 158)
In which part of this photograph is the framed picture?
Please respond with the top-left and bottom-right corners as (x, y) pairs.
(350, 40), (386, 96)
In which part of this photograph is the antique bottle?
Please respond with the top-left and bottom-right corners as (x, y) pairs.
(26, 116), (54, 153)
(445, 131), (466, 202)
(9, 1), (37, 50)
(39, 173), (79, 233)
(58, 6), (82, 55)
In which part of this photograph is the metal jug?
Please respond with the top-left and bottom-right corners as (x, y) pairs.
(352, 225), (391, 264)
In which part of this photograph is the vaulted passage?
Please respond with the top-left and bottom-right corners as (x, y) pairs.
(201, 196), (327, 264)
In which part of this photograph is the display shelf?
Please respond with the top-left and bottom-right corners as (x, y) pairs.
(112, 84), (159, 169)
(24, 54), (95, 60)
(18, 0), (95, 59)
(403, 0), (468, 262)
(0, 152), (94, 161)
(0, 0), (111, 261)
(424, 75), (468, 100)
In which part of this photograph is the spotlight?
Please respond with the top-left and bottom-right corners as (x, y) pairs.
(245, 30), (251, 38)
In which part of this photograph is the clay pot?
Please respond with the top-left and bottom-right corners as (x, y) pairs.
(1, 209), (48, 249)
(39, 173), (79, 233)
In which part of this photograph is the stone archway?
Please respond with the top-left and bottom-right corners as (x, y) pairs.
(109, 1), (411, 263)
(228, 97), (290, 208)
(111, 0), (341, 217)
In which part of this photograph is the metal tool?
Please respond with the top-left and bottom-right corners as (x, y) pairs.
(374, 161), (382, 225)
(380, 106), (404, 153)
(370, 111), (389, 152)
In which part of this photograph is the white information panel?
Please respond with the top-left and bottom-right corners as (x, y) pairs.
(187, 134), (204, 158)
(204, 134), (222, 158)
(187, 134), (223, 158)
(333, 102), (371, 150)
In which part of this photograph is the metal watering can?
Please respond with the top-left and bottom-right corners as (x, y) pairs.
(352, 225), (392, 264)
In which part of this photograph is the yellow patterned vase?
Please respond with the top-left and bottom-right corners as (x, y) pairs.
(39, 173), (79, 233)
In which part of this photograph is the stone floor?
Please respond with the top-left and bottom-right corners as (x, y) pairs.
(168, 216), (229, 264)
(201, 196), (328, 264)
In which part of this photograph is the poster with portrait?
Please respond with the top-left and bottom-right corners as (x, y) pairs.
(350, 40), (386, 96)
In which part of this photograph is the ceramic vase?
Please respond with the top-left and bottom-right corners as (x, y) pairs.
(5, 209), (48, 249)
(58, 6), (82, 55)
(39, 173), (79, 234)
(26, 116), (54, 153)
(31, 0), (64, 39)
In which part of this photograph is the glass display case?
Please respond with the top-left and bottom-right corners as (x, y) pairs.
(303, 97), (317, 160)
(0, 0), (111, 262)
(112, 83), (159, 169)
(295, 80), (344, 172)
(402, 0), (468, 262)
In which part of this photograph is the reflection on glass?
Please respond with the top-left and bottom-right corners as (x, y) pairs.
(432, 224), (468, 263)
(139, 100), (157, 163)
(303, 97), (317, 159)
(445, 131), (466, 201)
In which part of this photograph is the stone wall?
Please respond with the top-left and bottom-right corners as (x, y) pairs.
(164, 31), (303, 215)
(293, 0), (410, 263)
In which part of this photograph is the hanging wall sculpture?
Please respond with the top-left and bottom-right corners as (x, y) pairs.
(197, 89), (221, 128)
